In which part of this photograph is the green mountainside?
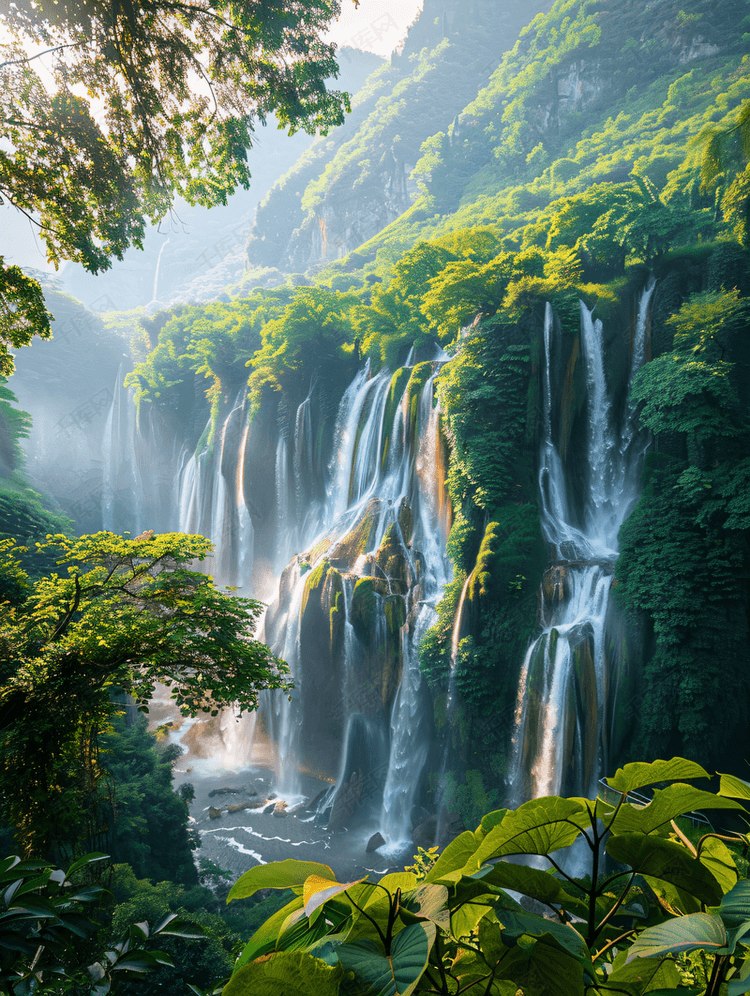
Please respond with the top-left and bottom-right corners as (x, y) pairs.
(5, 0), (750, 822)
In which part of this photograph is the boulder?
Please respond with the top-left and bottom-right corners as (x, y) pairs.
(438, 808), (465, 848)
(209, 787), (243, 797)
(366, 832), (386, 854)
(262, 802), (276, 814)
(410, 806), (431, 830)
(273, 801), (288, 818)
(208, 807), (223, 820)
(412, 814), (438, 850)
(306, 788), (331, 813)
(328, 771), (364, 831)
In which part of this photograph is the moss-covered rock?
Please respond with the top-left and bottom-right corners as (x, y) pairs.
(384, 594), (406, 636)
(380, 366), (411, 471)
(329, 498), (382, 567)
(351, 577), (378, 646)
(405, 361), (434, 429)
(374, 521), (411, 595)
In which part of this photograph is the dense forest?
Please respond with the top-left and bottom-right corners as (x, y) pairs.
(1, 0), (750, 991)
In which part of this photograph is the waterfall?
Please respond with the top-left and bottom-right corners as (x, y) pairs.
(381, 605), (433, 845)
(101, 365), (143, 535)
(509, 284), (655, 801)
(235, 418), (254, 590)
(151, 237), (169, 303)
(257, 351), (451, 830)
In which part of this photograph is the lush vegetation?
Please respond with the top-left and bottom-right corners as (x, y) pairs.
(220, 758), (750, 996)
(0, 530), (290, 857)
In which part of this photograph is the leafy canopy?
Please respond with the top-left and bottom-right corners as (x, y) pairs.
(0, 530), (290, 855)
(0, 0), (355, 372)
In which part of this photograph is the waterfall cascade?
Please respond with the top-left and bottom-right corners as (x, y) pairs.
(261, 353), (453, 841)
(509, 281), (656, 801)
(102, 349), (452, 837)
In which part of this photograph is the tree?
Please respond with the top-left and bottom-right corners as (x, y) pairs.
(0, 530), (291, 857)
(0, 0), (355, 373)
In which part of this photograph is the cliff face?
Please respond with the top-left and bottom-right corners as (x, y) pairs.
(245, 0), (554, 274)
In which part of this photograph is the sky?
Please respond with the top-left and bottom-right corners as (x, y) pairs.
(0, 0), (425, 271)
(326, 0), (424, 57)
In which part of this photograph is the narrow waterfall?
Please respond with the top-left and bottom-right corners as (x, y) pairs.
(102, 366), (144, 535)
(509, 283), (655, 801)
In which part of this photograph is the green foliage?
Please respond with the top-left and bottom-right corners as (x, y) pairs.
(0, 260), (52, 377)
(100, 717), (199, 886)
(438, 324), (532, 512)
(0, 530), (290, 857)
(248, 287), (360, 413)
(631, 289), (749, 460)
(0, 0), (349, 276)
(616, 455), (750, 766)
(0, 852), (200, 995)
(225, 760), (750, 996)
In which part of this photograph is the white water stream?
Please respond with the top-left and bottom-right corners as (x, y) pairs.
(509, 281), (656, 801)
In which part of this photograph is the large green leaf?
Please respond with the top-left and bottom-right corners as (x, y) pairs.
(606, 759), (710, 795)
(728, 953), (750, 995)
(606, 834), (723, 905)
(228, 860), (336, 902)
(224, 950), (342, 996)
(337, 922), (436, 996)
(479, 809), (509, 836)
(232, 896), (305, 970)
(699, 836), (739, 895)
(493, 929), (586, 996)
(464, 797), (590, 871)
(719, 774), (750, 801)
(609, 785), (743, 836)
(468, 861), (588, 919)
(401, 883), (450, 932)
(719, 879), (750, 931)
(625, 913), (728, 962)
(424, 830), (482, 884)
(496, 909), (590, 964)
(304, 875), (366, 918)
(605, 949), (684, 992)
(450, 890), (499, 939)
(642, 876), (701, 917)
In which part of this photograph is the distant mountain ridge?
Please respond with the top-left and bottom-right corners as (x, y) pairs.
(244, 0), (554, 275)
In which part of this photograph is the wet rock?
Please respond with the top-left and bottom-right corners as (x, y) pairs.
(410, 806), (431, 830)
(306, 788), (330, 813)
(209, 787), (244, 797)
(286, 802), (307, 817)
(262, 802), (276, 814)
(273, 801), (288, 818)
(329, 498), (382, 569)
(366, 832), (386, 854)
(412, 814), (438, 850)
(438, 808), (465, 848)
(542, 565), (570, 608)
(208, 807), (223, 820)
(226, 802), (253, 813)
(328, 771), (364, 831)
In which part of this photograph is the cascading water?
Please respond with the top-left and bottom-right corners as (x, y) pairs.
(509, 281), (656, 802)
(102, 365), (144, 535)
(259, 350), (451, 836)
